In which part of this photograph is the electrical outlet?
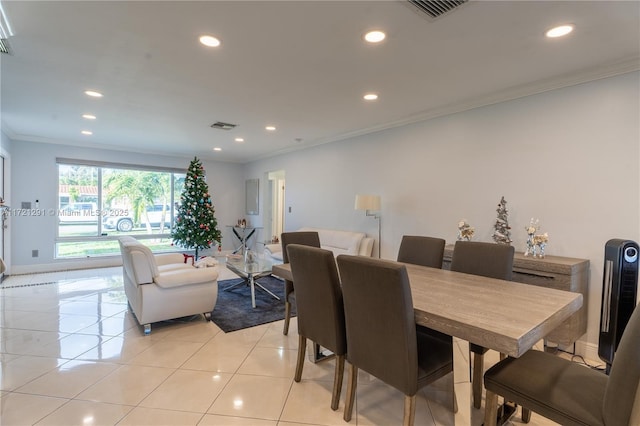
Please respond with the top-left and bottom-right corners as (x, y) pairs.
(32, 249), (39, 258)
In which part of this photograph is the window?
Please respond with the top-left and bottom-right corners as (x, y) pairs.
(56, 160), (185, 258)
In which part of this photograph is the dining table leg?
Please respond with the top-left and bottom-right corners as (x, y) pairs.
(453, 338), (472, 424)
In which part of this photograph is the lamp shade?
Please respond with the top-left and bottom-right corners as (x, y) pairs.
(355, 194), (381, 211)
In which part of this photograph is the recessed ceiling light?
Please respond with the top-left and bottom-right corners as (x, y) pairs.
(546, 24), (574, 38)
(199, 35), (221, 47)
(364, 30), (386, 43)
(265, 125), (276, 131)
(81, 130), (93, 135)
(213, 147), (222, 151)
(82, 114), (96, 120)
(84, 90), (103, 98)
(363, 93), (379, 101)
(234, 137), (244, 143)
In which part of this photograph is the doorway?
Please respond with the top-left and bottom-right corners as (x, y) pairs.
(0, 155), (6, 278)
(264, 170), (285, 242)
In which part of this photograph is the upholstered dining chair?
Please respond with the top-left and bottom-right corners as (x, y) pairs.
(337, 255), (455, 426)
(397, 235), (446, 268)
(280, 231), (321, 335)
(287, 244), (347, 411)
(450, 240), (515, 409)
(484, 305), (640, 426)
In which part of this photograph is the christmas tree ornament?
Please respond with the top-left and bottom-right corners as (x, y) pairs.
(492, 196), (513, 245)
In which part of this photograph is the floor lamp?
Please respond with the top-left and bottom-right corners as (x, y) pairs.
(355, 194), (381, 258)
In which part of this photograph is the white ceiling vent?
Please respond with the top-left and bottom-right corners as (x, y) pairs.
(210, 121), (237, 130)
(407, 0), (468, 20)
(0, 38), (10, 54)
(0, 3), (14, 54)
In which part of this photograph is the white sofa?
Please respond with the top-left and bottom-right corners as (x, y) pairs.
(264, 227), (374, 261)
(118, 236), (219, 334)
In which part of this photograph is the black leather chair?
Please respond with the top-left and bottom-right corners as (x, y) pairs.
(280, 231), (321, 335)
(450, 240), (515, 409)
(397, 235), (446, 268)
(484, 305), (640, 426)
(287, 244), (347, 411)
(337, 255), (455, 426)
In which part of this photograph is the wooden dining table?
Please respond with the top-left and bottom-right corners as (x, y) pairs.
(272, 262), (582, 357)
(272, 260), (583, 423)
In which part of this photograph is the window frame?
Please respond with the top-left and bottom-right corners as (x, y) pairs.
(55, 158), (186, 259)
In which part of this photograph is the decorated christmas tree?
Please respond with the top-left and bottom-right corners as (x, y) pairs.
(492, 196), (512, 245)
(172, 157), (221, 258)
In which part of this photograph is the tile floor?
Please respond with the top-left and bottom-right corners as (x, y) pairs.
(0, 265), (561, 425)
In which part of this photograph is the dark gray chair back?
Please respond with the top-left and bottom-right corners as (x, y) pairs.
(337, 255), (419, 395)
(603, 306), (640, 425)
(287, 244), (346, 355)
(280, 231), (321, 335)
(451, 240), (514, 281)
(281, 231), (320, 263)
(397, 235), (446, 268)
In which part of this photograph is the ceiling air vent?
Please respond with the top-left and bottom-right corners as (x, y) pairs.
(0, 38), (10, 54)
(407, 0), (468, 19)
(0, 5), (13, 55)
(210, 121), (237, 130)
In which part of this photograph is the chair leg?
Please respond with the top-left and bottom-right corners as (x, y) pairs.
(484, 390), (499, 426)
(473, 352), (484, 409)
(294, 335), (306, 382)
(343, 363), (358, 422)
(331, 354), (345, 411)
(283, 300), (291, 335)
(403, 394), (416, 426)
(452, 385), (458, 413)
(522, 407), (532, 423)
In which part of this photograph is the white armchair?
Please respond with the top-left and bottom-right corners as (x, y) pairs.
(118, 236), (219, 334)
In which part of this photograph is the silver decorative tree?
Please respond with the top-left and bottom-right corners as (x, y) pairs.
(492, 196), (512, 245)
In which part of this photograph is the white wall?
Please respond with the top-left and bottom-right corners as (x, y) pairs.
(9, 141), (245, 272)
(244, 72), (640, 357)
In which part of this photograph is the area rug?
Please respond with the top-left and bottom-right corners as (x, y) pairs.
(210, 275), (296, 333)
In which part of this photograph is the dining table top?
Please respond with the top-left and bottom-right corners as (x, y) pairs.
(271, 261), (583, 358)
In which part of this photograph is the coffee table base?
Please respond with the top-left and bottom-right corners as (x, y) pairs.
(223, 270), (281, 308)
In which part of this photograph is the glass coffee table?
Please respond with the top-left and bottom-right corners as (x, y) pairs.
(224, 255), (281, 308)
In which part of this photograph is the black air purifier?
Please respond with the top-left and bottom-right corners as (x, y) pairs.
(599, 239), (639, 374)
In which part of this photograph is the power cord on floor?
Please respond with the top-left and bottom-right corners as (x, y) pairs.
(556, 347), (607, 372)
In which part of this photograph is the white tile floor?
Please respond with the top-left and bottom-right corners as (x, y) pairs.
(0, 265), (561, 425)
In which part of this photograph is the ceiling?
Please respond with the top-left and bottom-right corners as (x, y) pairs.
(1, 1), (638, 164)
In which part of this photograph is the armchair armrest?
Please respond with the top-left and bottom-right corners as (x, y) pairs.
(154, 266), (219, 288)
(359, 237), (374, 256)
(155, 253), (187, 266)
(264, 243), (282, 255)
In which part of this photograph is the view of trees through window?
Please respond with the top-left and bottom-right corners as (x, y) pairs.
(57, 161), (185, 258)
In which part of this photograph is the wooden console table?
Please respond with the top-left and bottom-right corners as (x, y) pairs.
(443, 245), (589, 346)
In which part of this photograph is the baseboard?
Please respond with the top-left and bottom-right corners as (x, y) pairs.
(574, 340), (602, 367)
(10, 257), (122, 275)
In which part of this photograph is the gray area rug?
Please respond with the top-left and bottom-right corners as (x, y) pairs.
(211, 275), (296, 333)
